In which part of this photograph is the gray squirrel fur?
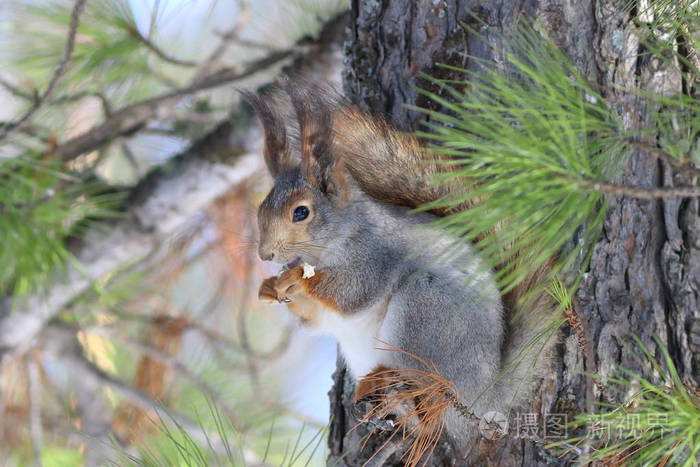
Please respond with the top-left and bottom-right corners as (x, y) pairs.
(245, 81), (558, 455)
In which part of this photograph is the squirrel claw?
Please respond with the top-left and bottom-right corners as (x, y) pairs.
(273, 267), (305, 300)
(259, 268), (308, 304)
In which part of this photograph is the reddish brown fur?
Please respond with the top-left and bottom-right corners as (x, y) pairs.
(259, 267), (343, 322)
(350, 347), (459, 467)
(354, 364), (397, 401)
(286, 267), (342, 313)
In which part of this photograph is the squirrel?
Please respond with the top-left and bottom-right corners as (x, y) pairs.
(242, 80), (558, 459)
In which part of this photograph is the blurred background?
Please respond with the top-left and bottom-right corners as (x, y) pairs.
(0, 1), (348, 465)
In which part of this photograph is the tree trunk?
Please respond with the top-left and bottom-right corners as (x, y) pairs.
(328, 1), (700, 465)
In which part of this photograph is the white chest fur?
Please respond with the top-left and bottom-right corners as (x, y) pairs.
(313, 302), (390, 378)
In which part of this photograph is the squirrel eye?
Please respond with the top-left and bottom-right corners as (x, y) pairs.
(292, 205), (310, 222)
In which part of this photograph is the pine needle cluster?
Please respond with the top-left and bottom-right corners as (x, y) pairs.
(0, 155), (120, 297)
(415, 0), (699, 296)
(415, 26), (616, 296)
(410, 4), (699, 464)
(553, 337), (700, 466)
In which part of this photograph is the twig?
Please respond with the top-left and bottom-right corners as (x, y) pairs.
(41, 327), (235, 452)
(120, 142), (141, 177)
(224, 37), (277, 52)
(0, 0), (87, 144)
(91, 364), (228, 450)
(53, 49), (294, 162)
(82, 321), (323, 431)
(0, 77), (37, 102)
(678, 22), (700, 79)
(150, 68), (181, 89)
(0, 121), (51, 142)
(110, 306), (244, 360)
(47, 9), (350, 163)
(0, 80), (114, 118)
(623, 138), (700, 178)
(86, 314), (323, 430)
(80, 325), (246, 432)
(128, 26), (199, 68)
(193, 0), (253, 80)
(584, 180), (700, 199)
(51, 91), (113, 117)
(26, 355), (44, 467)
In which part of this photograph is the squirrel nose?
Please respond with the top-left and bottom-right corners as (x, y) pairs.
(259, 247), (274, 261)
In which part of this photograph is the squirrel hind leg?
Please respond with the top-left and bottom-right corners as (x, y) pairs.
(353, 365), (459, 466)
(353, 365), (419, 431)
(353, 365), (397, 402)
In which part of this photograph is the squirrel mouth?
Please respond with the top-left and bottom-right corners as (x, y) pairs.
(284, 257), (302, 270)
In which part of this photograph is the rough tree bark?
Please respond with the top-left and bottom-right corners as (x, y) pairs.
(328, 1), (700, 465)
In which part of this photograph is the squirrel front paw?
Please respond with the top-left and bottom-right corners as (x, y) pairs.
(274, 266), (305, 302)
(257, 267), (307, 304)
(258, 276), (280, 302)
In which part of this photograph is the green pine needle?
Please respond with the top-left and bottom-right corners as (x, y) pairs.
(0, 155), (122, 297)
(414, 25), (619, 296)
(551, 337), (700, 466)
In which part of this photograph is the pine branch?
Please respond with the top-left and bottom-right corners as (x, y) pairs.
(127, 26), (199, 68)
(624, 138), (700, 178)
(0, 119), (258, 356)
(0, 0), (87, 144)
(52, 48), (294, 162)
(584, 180), (700, 199)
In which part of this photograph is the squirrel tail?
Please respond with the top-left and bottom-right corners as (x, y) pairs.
(332, 106), (469, 216)
(441, 289), (560, 451)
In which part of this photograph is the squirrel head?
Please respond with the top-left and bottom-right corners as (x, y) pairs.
(242, 83), (352, 266)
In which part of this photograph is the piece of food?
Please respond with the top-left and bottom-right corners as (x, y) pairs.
(301, 262), (316, 279)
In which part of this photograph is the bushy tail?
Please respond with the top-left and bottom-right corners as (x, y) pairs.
(331, 106), (466, 215)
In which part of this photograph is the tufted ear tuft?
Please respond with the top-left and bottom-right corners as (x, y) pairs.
(240, 89), (293, 177)
(282, 79), (349, 201)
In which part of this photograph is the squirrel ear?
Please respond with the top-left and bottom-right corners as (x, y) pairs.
(283, 80), (349, 201)
(240, 89), (292, 177)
